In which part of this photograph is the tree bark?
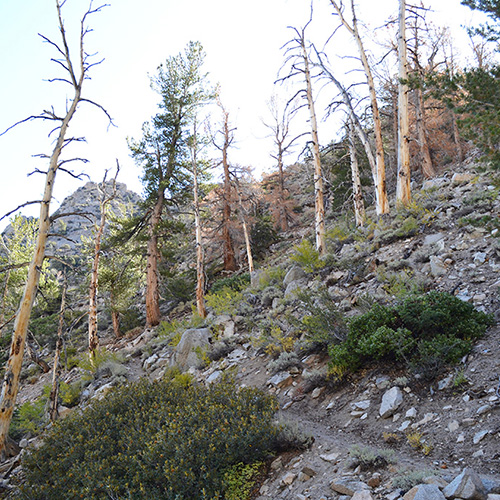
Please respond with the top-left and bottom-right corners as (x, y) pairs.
(414, 87), (435, 178)
(397, 0), (411, 205)
(111, 309), (121, 338)
(301, 38), (326, 255)
(234, 180), (254, 273)
(219, 103), (237, 271)
(348, 118), (366, 227)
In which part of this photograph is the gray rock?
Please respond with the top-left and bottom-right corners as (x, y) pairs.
(473, 430), (489, 444)
(380, 386), (404, 418)
(174, 328), (211, 370)
(250, 270), (262, 287)
(452, 172), (474, 184)
(206, 370), (222, 384)
(430, 255), (447, 277)
(443, 468), (487, 500)
(353, 400), (371, 411)
(403, 484), (446, 500)
(284, 279), (307, 299)
(320, 452), (340, 463)
(283, 265), (306, 287)
(352, 491), (374, 500)
(424, 233), (445, 246)
(330, 479), (369, 496)
(268, 371), (293, 389)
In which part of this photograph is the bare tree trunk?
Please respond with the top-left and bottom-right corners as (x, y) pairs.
(88, 169), (118, 355)
(450, 109), (464, 164)
(397, 0), (411, 205)
(330, 0), (389, 215)
(111, 309), (121, 338)
(146, 193), (163, 327)
(49, 273), (67, 422)
(348, 118), (366, 227)
(219, 103), (237, 272)
(301, 39), (326, 255)
(234, 180), (254, 273)
(191, 124), (206, 319)
(414, 88), (435, 178)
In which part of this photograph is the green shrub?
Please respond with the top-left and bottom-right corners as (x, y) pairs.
(257, 266), (286, 289)
(349, 444), (396, 470)
(10, 398), (47, 440)
(19, 378), (278, 500)
(295, 289), (346, 350)
(205, 286), (243, 315)
(290, 239), (324, 273)
(397, 290), (493, 341)
(223, 462), (263, 500)
(328, 291), (493, 379)
(211, 273), (250, 294)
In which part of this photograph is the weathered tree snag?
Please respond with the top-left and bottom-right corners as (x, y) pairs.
(329, 0), (389, 215)
(299, 34), (326, 255)
(397, 0), (412, 205)
(233, 177), (255, 273)
(88, 167), (118, 355)
(0, 0), (107, 458)
(348, 118), (366, 227)
(414, 87), (435, 178)
(214, 97), (238, 271)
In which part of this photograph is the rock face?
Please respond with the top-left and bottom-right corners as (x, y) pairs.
(47, 180), (141, 254)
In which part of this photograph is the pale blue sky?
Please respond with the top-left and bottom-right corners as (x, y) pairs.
(0, 0), (483, 228)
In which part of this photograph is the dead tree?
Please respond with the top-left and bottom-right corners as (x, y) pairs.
(232, 174), (255, 273)
(263, 95), (306, 232)
(0, 0), (108, 458)
(348, 117), (366, 227)
(397, 0), (411, 205)
(329, 0), (390, 215)
(212, 95), (238, 271)
(279, 20), (326, 255)
(88, 165), (119, 357)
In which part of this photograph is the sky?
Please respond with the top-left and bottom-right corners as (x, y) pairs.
(0, 0), (486, 229)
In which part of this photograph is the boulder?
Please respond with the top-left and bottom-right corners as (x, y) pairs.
(443, 468), (487, 500)
(284, 279), (307, 299)
(404, 484), (447, 500)
(330, 478), (369, 496)
(174, 328), (211, 370)
(283, 265), (306, 287)
(380, 386), (404, 418)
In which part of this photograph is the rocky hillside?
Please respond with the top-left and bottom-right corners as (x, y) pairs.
(2, 161), (500, 499)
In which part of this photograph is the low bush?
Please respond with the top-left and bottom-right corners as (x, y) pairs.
(328, 291), (493, 379)
(205, 286), (243, 315)
(18, 378), (279, 500)
(211, 273), (250, 294)
(290, 239), (324, 273)
(295, 289), (346, 351)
